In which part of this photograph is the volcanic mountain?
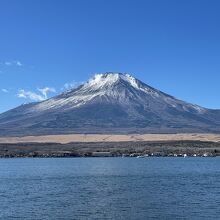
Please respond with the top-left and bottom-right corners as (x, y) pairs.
(1, 72), (220, 136)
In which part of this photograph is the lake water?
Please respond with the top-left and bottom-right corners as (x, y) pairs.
(0, 158), (219, 220)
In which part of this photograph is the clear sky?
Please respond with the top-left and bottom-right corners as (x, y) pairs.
(0, 0), (220, 113)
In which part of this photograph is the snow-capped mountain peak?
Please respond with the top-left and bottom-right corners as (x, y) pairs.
(29, 72), (206, 114)
(80, 72), (160, 96)
(82, 72), (140, 91)
(30, 72), (158, 111)
(84, 72), (121, 89)
(1, 72), (220, 136)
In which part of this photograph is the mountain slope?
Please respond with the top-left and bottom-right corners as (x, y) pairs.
(1, 72), (220, 136)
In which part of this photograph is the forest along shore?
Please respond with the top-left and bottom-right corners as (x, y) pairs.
(0, 141), (219, 158)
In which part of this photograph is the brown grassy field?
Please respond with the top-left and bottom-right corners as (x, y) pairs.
(0, 133), (220, 144)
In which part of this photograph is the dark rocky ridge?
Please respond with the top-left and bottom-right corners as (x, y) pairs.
(0, 72), (220, 136)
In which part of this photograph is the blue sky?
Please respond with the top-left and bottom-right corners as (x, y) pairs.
(0, 0), (220, 113)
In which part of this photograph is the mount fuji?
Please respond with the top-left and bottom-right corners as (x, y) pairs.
(1, 72), (220, 136)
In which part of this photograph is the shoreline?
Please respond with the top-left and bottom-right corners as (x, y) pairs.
(0, 156), (218, 159)
(0, 140), (219, 158)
